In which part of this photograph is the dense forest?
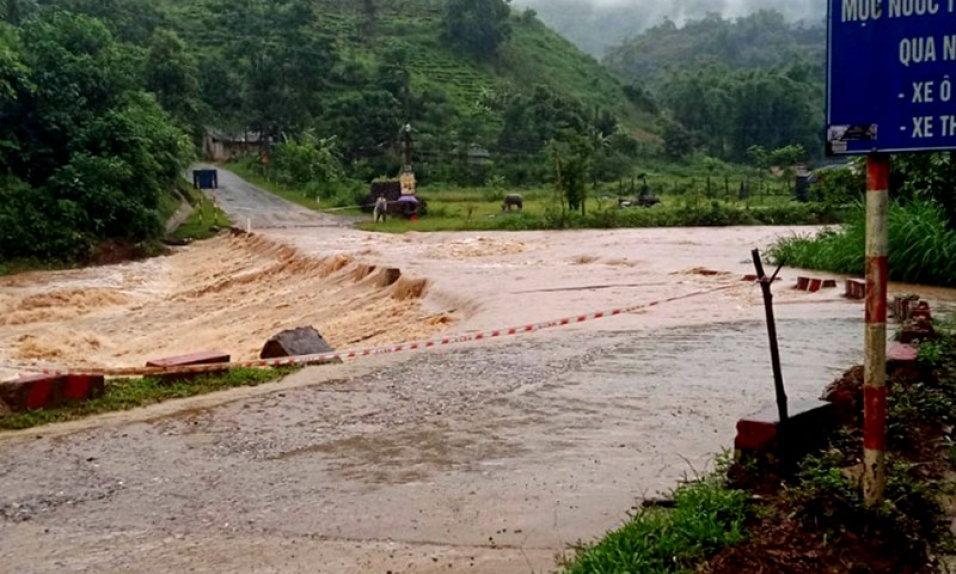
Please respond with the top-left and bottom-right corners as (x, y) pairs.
(604, 11), (827, 163)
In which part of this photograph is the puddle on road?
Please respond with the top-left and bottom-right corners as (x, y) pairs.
(270, 427), (524, 485)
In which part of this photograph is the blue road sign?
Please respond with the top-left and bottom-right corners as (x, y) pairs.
(193, 169), (218, 190)
(827, 0), (956, 155)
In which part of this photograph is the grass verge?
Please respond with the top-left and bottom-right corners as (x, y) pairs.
(768, 199), (956, 286)
(359, 199), (843, 233)
(0, 367), (296, 431)
(168, 181), (233, 242)
(559, 469), (750, 574)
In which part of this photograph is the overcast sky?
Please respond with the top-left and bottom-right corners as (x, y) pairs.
(512, 0), (824, 29)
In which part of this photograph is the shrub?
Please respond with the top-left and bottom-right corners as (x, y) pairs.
(769, 200), (956, 286)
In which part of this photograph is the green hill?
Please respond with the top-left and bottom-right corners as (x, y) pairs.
(156, 0), (660, 141)
(2, 0), (666, 205)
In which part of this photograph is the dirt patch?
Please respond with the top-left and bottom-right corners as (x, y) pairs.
(703, 511), (923, 574)
(718, 350), (954, 574)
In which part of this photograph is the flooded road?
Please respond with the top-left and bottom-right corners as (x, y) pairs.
(0, 169), (940, 573)
(0, 320), (862, 574)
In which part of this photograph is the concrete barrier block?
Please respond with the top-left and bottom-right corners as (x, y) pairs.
(146, 351), (231, 369)
(910, 301), (932, 321)
(735, 399), (835, 462)
(0, 375), (67, 412)
(64, 375), (105, 401)
(888, 342), (918, 364)
(845, 279), (866, 300)
(146, 351), (231, 382)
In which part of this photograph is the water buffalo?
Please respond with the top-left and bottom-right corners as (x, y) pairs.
(501, 193), (523, 212)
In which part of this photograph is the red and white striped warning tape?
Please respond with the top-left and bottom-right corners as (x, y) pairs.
(3, 283), (742, 378)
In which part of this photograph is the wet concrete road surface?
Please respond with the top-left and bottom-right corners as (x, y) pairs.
(1, 316), (862, 573)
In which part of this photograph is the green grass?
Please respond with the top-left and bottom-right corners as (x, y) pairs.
(560, 475), (750, 574)
(158, 187), (183, 223)
(768, 199), (956, 286)
(0, 367), (296, 431)
(355, 186), (841, 233)
(167, 181), (233, 242)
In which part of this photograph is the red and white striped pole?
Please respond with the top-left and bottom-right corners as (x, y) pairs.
(864, 153), (890, 506)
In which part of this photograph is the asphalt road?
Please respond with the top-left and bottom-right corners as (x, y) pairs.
(192, 164), (351, 230)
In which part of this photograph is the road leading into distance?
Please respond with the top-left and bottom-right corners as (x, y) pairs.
(192, 164), (350, 230)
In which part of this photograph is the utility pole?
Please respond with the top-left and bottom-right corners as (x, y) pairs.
(863, 153), (890, 506)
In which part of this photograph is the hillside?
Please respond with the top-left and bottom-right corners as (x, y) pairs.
(595, 10), (827, 162)
(603, 10), (826, 88)
(155, 0), (659, 141)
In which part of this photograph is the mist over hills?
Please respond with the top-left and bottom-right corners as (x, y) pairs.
(510, 0), (825, 56)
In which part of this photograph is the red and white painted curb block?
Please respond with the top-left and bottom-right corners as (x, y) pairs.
(0, 374), (105, 413)
(845, 279), (866, 300)
(4, 283), (743, 380)
(795, 276), (838, 292)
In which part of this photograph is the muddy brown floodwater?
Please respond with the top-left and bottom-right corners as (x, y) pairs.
(3, 170), (956, 573)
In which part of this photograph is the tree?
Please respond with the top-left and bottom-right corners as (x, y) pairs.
(197, 55), (244, 130)
(662, 121), (693, 160)
(0, 11), (192, 260)
(270, 130), (343, 195)
(769, 144), (806, 168)
(209, 0), (336, 140)
(1, 0), (36, 25)
(746, 145), (769, 171)
(442, 0), (512, 60)
(320, 90), (401, 164)
(48, 0), (166, 43)
(549, 133), (592, 214)
(0, 23), (29, 171)
(145, 29), (202, 146)
(360, 0), (377, 39)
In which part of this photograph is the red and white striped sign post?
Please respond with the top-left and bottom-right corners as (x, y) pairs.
(863, 153), (890, 506)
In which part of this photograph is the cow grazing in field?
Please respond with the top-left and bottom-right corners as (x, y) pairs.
(501, 194), (523, 212)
